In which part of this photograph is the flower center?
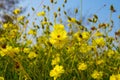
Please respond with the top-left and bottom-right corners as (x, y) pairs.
(57, 35), (60, 38)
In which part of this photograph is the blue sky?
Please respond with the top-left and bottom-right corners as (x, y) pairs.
(18, 0), (120, 35)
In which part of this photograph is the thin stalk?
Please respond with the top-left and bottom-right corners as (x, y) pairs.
(80, 0), (82, 22)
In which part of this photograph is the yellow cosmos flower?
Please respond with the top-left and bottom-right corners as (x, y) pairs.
(81, 31), (90, 40)
(3, 23), (18, 29)
(50, 24), (67, 48)
(53, 24), (64, 30)
(28, 29), (37, 35)
(28, 52), (37, 59)
(51, 57), (60, 66)
(79, 44), (91, 53)
(26, 40), (33, 45)
(68, 18), (76, 23)
(50, 30), (67, 41)
(110, 74), (120, 80)
(110, 75), (116, 80)
(78, 62), (87, 71)
(107, 49), (115, 57)
(95, 31), (103, 37)
(96, 59), (104, 65)
(13, 47), (20, 54)
(74, 32), (82, 42)
(0, 48), (7, 57)
(23, 48), (30, 53)
(50, 65), (64, 80)
(91, 70), (103, 79)
(93, 37), (105, 47)
(0, 46), (13, 56)
(13, 8), (20, 14)
(41, 21), (48, 25)
(0, 77), (4, 80)
(17, 16), (25, 21)
(0, 46), (20, 57)
(3, 23), (8, 29)
(37, 11), (45, 16)
(0, 37), (6, 43)
(10, 29), (18, 38)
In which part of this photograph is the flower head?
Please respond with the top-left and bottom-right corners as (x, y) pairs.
(68, 18), (76, 23)
(110, 74), (120, 80)
(91, 70), (103, 79)
(50, 24), (67, 48)
(37, 11), (45, 16)
(107, 49), (115, 57)
(78, 62), (87, 71)
(96, 59), (104, 65)
(50, 65), (65, 80)
(81, 31), (90, 40)
(0, 77), (4, 80)
(95, 31), (103, 37)
(28, 29), (37, 36)
(93, 37), (105, 47)
(74, 32), (82, 42)
(13, 8), (20, 14)
(17, 16), (25, 21)
(51, 56), (60, 66)
(28, 52), (37, 59)
(23, 48), (30, 53)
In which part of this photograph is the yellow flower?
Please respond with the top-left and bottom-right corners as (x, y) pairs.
(0, 77), (4, 80)
(3, 23), (8, 29)
(37, 11), (45, 16)
(28, 29), (37, 35)
(50, 30), (67, 41)
(96, 59), (104, 65)
(50, 65), (64, 80)
(0, 46), (12, 56)
(14, 47), (20, 54)
(41, 21), (48, 25)
(0, 46), (20, 57)
(110, 75), (116, 80)
(107, 49), (115, 57)
(23, 48), (30, 53)
(17, 16), (25, 21)
(79, 44), (91, 53)
(66, 46), (75, 53)
(26, 40), (33, 45)
(13, 8), (20, 14)
(0, 37), (6, 42)
(95, 31), (103, 37)
(89, 45), (97, 52)
(68, 18), (76, 23)
(50, 24), (67, 48)
(3, 23), (18, 29)
(28, 52), (37, 59)
(110, 74), (120, 80)
(78, 63), (87, 71)
(0, 49), (7, 57)
(74, 32), (82, 42)
(81, 31), (90, 40)
(117, 74), (120, 80)
(91, 70), (103, 79)
(10, 29), (18, 38)
(53, 24), (64, 30)
(51, 57), (60, 66)
(93, 37), (105, 47)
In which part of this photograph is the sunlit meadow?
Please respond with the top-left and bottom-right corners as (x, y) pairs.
(0, 0), (120, 80)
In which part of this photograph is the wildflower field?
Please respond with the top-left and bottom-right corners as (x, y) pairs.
(0, 0), (120, 80)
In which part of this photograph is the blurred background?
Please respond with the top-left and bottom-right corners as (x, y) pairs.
(0, 0), (120, 35)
